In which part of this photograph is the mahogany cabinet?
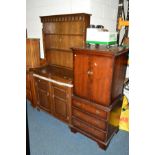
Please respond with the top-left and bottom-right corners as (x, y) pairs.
(31, 65), (73, 124)
(70, 47), (129, 149)
(72, 47), (128, 106)
(40, 13), (91, 69)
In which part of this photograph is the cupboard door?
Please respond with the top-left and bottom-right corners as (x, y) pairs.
(54, 97), (68, 119)
(91, 56), (113, 106)
(52, 84), (70, 122)
(35, 78), (52, 113)
(73, 54), (90, 100)
(37, 88), (51, 112)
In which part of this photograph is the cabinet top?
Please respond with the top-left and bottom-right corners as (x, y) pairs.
(71, 46), (129, 57)
(40, 13), (91, 23)
(29, 65), (73, 84)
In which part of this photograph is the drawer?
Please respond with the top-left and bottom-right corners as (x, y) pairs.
(35, 78), (49, 91)
(72, 108), (107, 131)
(72, 98), (107, 120)
(72, 118), (106, 141)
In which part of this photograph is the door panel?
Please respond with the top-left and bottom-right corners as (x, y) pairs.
(54, 97), (67, 118)
(52, 84), (69, 122)
(37, 89), (51, 112)
(73, 54), (90, 100)
(91, 56), (113, 106)
(35, 78), (52, 113)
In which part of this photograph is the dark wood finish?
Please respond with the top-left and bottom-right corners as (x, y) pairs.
(26, 71), (37, 108)
(40, 13), (91, 69)
(72, 97), (108, 120)
(72, 108), (108, 130)
(34, 77), (52, 113)
(31, 65), (73, 83)
(71, 47), (128, 149)
(72, 46), (128, 106)
(30, 65), (73, 124)
(26, 39), (40, 69)
(51, 84), (71, 123)
(73, 54), (90, 99)
(72, 117), (107, 141)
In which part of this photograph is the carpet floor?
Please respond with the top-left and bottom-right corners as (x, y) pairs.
(27, 101), (129, 155)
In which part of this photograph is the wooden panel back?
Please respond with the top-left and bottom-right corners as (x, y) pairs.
(46, 50), (73, 68)
(41, 13), (91, 69)
(44, 35), (84, 50)
(43, 21), (85, 34)
(26, 39), (40, 69)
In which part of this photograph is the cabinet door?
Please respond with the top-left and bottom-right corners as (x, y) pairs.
(35, 78), (52, 113)
(91, 56), (113, 106)
(52, 84), (70, 123)
(37, 88), (51, 112)
(73, 53), (91, 100)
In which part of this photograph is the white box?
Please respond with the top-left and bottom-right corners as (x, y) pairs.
(86, 28), (117, 45)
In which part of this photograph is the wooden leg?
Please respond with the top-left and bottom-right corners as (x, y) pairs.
(115, 128), (119, 134)
(37, 107), (40, 111)
(70, 127), (77, 134)
(97, 142), (107, 150)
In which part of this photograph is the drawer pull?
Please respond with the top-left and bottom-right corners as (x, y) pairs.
(76, 113), (81, 117)
(96, 110), (100, 114)
(94, 120), (100, 125)
(87, 70), (93, 75)
(76, 102), (81, 106)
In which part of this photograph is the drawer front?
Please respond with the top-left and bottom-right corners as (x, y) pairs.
(72, 118), (106, 141)
(72, 99), (107, 120)
(72, 108), (107, 130)
(35, 78), (49, 91)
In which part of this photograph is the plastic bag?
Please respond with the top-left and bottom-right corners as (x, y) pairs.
(119, 96), (129, 131)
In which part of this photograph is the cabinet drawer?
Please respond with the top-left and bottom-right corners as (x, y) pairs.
(72, 118), (106, 141)
(35, 78), (49, 90)
(72, 108), (107, 130)
(72, 98), (107, 120)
